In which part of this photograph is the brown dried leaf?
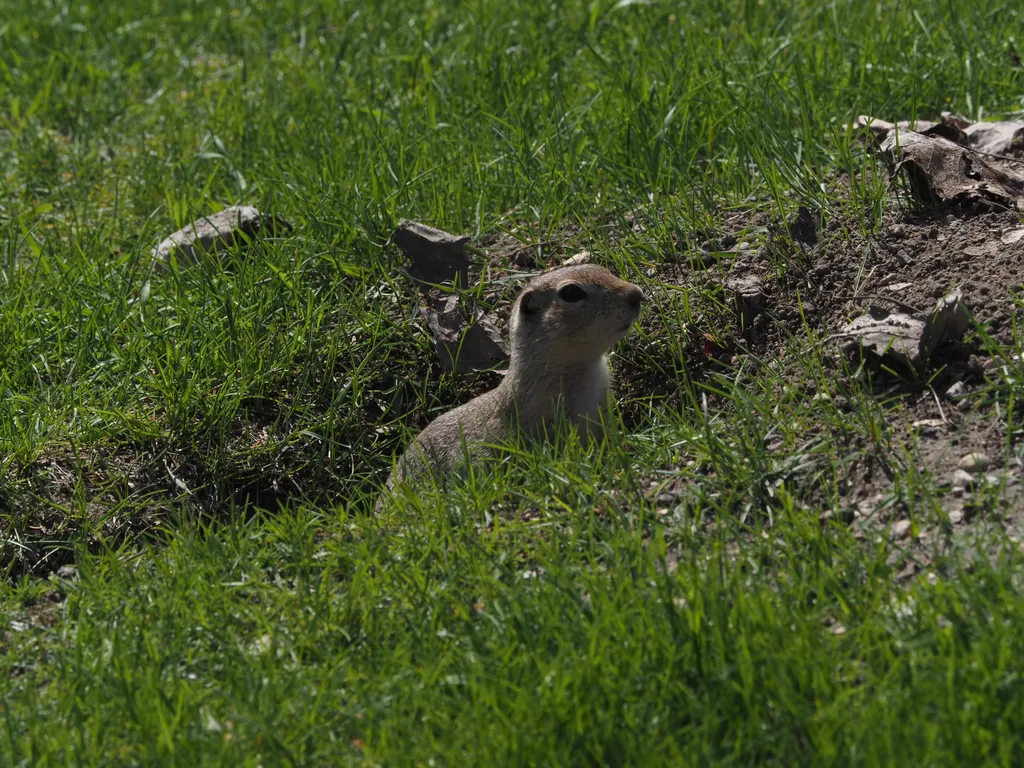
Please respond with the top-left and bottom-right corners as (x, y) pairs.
(964, 120), (1024, 156)
(880, 130), (1024, 210)
(852, 115), (967, 146)
(843, 289), (971, 369)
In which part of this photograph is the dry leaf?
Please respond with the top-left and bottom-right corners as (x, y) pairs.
(852, 115), (968, 146)
(880, 130), (1024, 210)
(964, 120), (1024, 155)
(842, 289), (972, 369)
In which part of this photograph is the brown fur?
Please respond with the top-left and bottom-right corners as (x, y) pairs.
(382, 264), (645, 501)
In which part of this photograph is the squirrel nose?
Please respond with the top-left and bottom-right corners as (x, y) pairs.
(627, 286), (647, 309)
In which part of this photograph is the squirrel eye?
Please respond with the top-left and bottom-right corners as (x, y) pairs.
(557, 283), (587, 302)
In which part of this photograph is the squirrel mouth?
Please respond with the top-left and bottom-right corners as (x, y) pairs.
(618, 311), (642, 333)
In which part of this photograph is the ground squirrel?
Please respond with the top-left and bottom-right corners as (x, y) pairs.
(383, 264), (646, 498)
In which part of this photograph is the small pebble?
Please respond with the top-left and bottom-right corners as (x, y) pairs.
(952, 469), (976, 489)
(55, 565), (78, 580)
(948, 506), (965, 525)
(656, 492), (678, 507)
(946, 381), (966, 399)
(958, 452), (992, 473)
(563, 250), (591, 266)
(893, 519), (912, 538)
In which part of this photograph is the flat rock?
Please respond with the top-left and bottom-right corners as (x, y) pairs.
(892, 519), (912, 538)
(842, 306), (926, 366)
(946, 381), (966, 399)
(1002, 227), (1024, 245)
(153, 206), (290, 262)
(562, 250), (592, 266)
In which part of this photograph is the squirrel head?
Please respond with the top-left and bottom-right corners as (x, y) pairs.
(509, 264), (646, 365)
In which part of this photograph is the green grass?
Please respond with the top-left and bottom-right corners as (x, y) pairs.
(3, 0), (1024, 763)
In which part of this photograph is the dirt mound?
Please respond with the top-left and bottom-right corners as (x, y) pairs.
(646, 201), (1024, 579)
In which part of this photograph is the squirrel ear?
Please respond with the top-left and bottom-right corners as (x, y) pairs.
(519, 291), (539, 316)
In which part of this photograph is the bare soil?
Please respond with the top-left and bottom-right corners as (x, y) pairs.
(643, 202), (1024, 578)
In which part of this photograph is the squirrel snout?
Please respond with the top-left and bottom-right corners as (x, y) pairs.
(626, 286), (647, 310)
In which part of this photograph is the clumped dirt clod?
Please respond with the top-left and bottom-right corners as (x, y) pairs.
(422, 296), (509, 375)
(787, 206), (820, 246)
(392, 219), (473, 288)
(392, 219), (511, 376)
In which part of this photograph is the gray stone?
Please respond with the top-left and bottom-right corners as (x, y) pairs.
(726, 273), (765, 327)
(153, 206), (291, 263)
